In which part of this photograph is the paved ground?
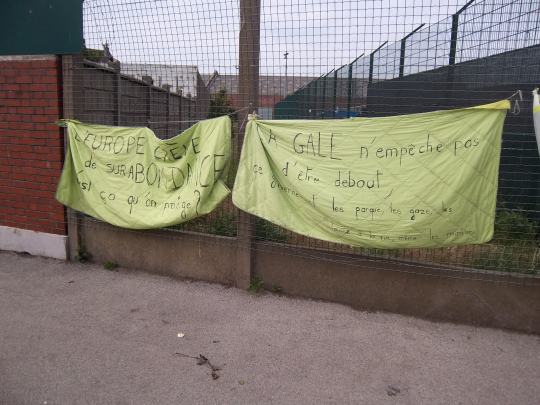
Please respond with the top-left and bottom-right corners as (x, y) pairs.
(0, 251), (539, 405)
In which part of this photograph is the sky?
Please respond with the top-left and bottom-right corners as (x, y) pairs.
(83, 0), (539, 77)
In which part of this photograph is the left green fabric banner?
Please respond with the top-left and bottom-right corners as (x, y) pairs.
(56, 117), (231, 229)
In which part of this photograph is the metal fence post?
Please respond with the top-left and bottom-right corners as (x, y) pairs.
(399, 24), (425, 78)
(178, 90), (183, 132)
(145, 82), (152, 126)
(448, 1), (475, 97)
(166, 87), (171, 136)
(321, 71), (330, 118)
(347, 63), (353, 117)
(307, 81), (313, 118)
(332, 69), (338, 118)
(347, 54), (364, 117)
(449, 13), (460, 67)
(368, 42), (387, 84)
(236, 0), (260, 289)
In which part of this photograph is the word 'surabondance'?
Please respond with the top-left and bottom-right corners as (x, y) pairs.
(56, 116), (232, 229)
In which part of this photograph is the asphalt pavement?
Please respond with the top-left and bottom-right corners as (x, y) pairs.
(0, 251), (539, 405)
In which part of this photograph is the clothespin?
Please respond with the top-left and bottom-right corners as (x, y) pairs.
(248, 111), (259, 120)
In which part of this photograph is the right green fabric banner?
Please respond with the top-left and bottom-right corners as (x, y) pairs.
(232, 101), (509, 248)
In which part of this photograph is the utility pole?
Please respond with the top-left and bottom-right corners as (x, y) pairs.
(237, 0), (260, 289)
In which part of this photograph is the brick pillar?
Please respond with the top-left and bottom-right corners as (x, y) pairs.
(0, 55), (67, 259)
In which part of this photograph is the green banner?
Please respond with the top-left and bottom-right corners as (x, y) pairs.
(56, 117), (231, 229)
(233, 101), (509, 248)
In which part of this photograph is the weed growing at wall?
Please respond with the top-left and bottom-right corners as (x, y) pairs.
(173, 212), (237, 237)
(254, 218), (288, 243)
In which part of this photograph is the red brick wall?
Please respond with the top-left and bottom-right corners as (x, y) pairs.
(0, 57), (66, 235)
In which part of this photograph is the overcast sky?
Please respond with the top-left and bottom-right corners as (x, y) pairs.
(83, 0), (538, 76)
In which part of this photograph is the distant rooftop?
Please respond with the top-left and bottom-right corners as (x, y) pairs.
(202, 74), (317, 97)
(122, 63), (201, 97)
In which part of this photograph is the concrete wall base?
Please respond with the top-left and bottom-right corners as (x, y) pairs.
(80, 219), (240, 285)
(77, 219), (540, 334)
(0, 225), (67, 260)
(253, 243), (540, 334)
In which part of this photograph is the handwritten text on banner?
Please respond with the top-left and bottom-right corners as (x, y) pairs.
(56, 117), (231, 229)
(233, 101), (509, 248)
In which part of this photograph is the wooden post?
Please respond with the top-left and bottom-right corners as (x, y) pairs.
(146, 85), (152, 128)
(236, 0), (260, 289)
(114, 70), (121, 125)
(187, 94), (192, 123)
(61, 55), (81, 260)
(178, 90), (183, 133)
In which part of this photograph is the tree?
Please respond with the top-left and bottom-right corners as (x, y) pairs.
(208, 89), (237, 120)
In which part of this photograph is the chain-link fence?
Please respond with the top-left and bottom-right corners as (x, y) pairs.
(276, 0), (539, 118)
(74, 0), (540, 279)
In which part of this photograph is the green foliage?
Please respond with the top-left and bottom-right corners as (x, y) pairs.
(208, 89), (236, 120)
(103, 261), (119, 271)
(174, 213), (237, 237)
(76, 245), (91, 263)
(82, 47), (105, 62)
(472, 246), (540, 275)
(204, 213), (237, 236)
(493, 209), (538, 246)
(473, 209), (539, 274)
(248, 276), (264, 293)
(254, 218), (288, 243)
